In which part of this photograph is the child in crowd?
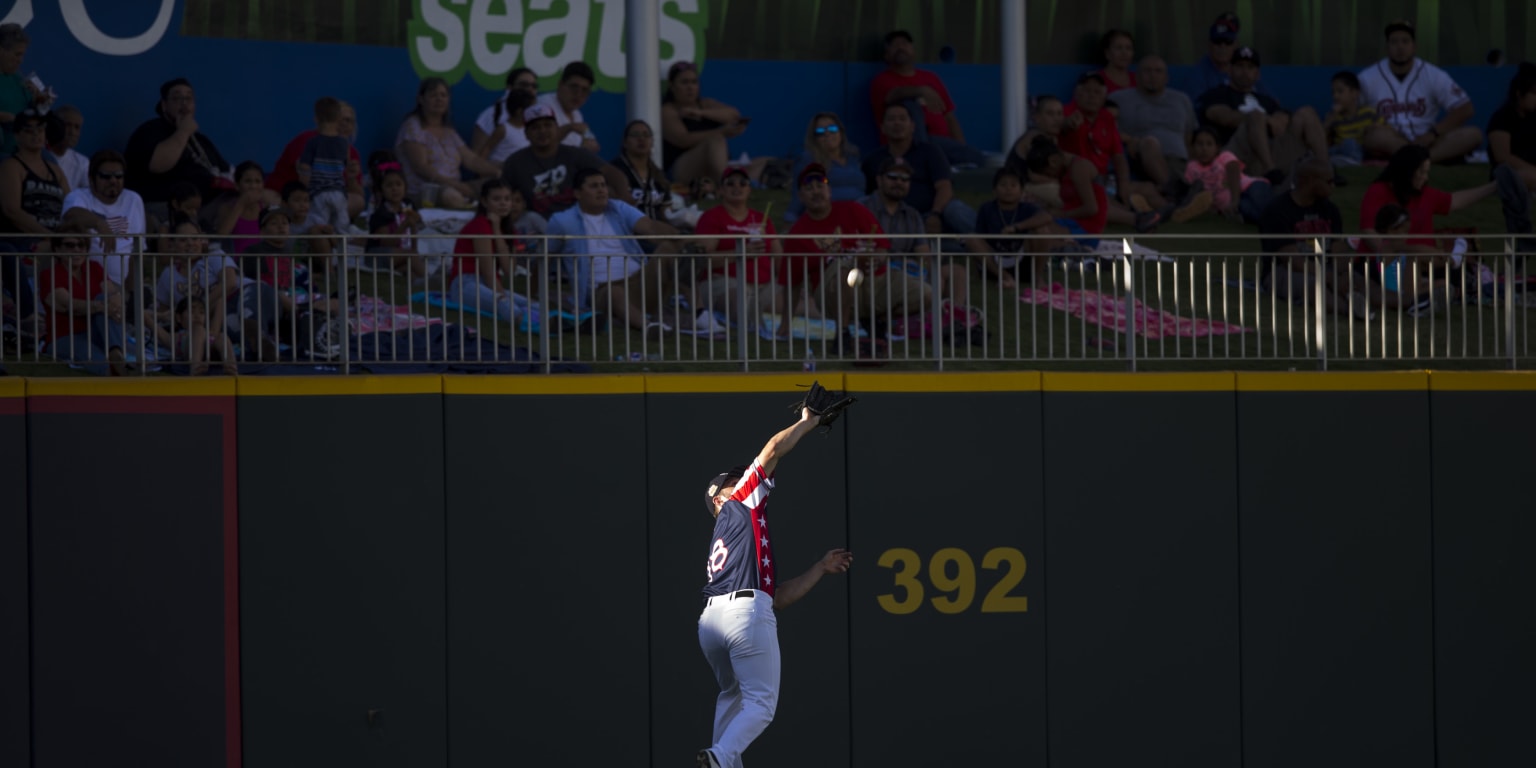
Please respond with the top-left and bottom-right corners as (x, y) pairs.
(297, 96), (355, 233)
(1323, 71), (1380, 166)
(241, 206), (304, 297)
(283, 181), (336, 255)
(175, 295), (237, 376)
(1183, 128), (1274, 224)
(967, 166), (1067, 289)
(366, 162), (426, 279)
(505, 186), (548, 254)
(365, 149), (401, 211)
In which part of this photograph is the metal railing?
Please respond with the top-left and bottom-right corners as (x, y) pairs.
(2, 231), (1531, 374)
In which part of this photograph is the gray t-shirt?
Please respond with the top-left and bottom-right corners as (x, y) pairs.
(501, 145), (605, 218)
(1109, 87), (1198, 160)
(857, 193), (929, 256)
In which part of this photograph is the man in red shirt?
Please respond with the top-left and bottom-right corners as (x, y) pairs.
(869, 30), (986, 168)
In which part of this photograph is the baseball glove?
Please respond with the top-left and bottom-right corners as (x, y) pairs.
(795, 380), (857, 428)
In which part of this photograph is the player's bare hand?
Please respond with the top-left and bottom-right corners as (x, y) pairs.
(819, 548), (853, 574)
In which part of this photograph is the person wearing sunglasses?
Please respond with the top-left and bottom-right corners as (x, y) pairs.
(785, 112), (865, 224)
(37, 221), (132, 375)
(62, 149), (147, 292)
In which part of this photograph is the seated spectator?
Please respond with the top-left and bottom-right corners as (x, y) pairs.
(1197, 47), (1327, 182)
(861, 107), (976, 236)
(611, 120), (674, 226)
(445, 179), (531, 325)
(472, 66), (539, 164)
(1182, 127), (1275, 224)
(62, 150), (148, 289)
(546, 168), (686, 336)
(870, 30), (986, 167)
(784, 163), (895, 338)
(0, 23), (49, 158)
(967, 166), (1075, 289)
(1257, 159), (1361, 313)
(281, 181), (335, 256)
(1063, 71), (1195, 230)
(0, 110), (69, 251)
(164, 181), (204, 239)
(38, 223), (130, 375)
(502, 103), (627, 219)
(154, 216), (231, 354)
(295, 97), (356, 234)
(693, 165), (785, 337)
(1358, 144), (1497, 257)
(266, 100), (363, 218)
(1359, 20), (1483, 165)
(124, 78), (235, 213)
(1098, 30), (1137, 95)
(182, 216), (293, 360)
(173, 295), (237, 376)
(1024, 136), (1109, 238)
(212, 161), (267, 255)
(1368, 204), (1448, 312)
(538, 61), (601, 153)
(396, 77), (503, 209)
(859, 156), (964, 307)
(366, 163), (425, 279)
(1487, 62), (1536, 189)
(787, 112), (865, 223)
(1006, 96), (1068, 208)
(46, 106), (89, 193)
(1110, 55), (1196, 195)
(1322, 71), (1380, 167)
(240, 207), (337, 316)
(1183, 12), (1273, 99)
(661, 62), (764, 186)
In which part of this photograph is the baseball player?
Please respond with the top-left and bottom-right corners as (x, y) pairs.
(1358, 19), (1483, 164)
(696, 399), (854, 768)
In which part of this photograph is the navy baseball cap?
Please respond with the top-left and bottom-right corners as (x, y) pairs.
(1210, 13), (1239, 43)
(1233, 46), (1261, 67)
(704, 465), (751, 516)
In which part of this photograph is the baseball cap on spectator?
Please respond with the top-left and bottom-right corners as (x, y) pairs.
(798, 162), (830, 187)
(878, 156), (912, 176)
(13, 109), (45, 130)
(704, 464), (751, 516)
(1210, 13), (1239, 43)
(1384, 19), (1416, 40)
(523, 103), (557, 124)
(721, 165), (750, 183)
(1232, 46), (1261, 67)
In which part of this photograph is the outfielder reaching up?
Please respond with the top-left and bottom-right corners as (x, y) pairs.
(696, 384), (855, 768)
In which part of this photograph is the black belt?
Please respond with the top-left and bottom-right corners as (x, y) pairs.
(706, 589), (757, 604)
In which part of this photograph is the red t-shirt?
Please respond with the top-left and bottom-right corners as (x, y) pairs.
(783, 202), (891, 287)
(450, 216), (501, 285)
(1062, 172), (1110, 235)
(694, 205), (780, 284)
(266, 129), (363, 194)
(1060, 103), (1123, 176)
(870, 69), (956, 142)
(1100, 69), (1138, 95)
(1359, 182), (1453, 248)
(38, 259), (106, 344)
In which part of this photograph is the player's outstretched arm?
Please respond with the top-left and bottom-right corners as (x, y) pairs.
(773, 548), (853, 610)
(756, 407), (818, 476)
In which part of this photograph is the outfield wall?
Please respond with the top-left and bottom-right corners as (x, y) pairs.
(3, 372), (1533, 767)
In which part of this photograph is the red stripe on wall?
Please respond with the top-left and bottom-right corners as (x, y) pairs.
(29, 394), (242, 767)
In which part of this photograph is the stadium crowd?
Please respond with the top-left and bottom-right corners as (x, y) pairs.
(2, 13), (1534, 373)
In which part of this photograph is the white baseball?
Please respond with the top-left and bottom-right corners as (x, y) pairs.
(846, 268), (864, 288)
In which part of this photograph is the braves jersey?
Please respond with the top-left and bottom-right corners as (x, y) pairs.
(1358, 58), (1470, 141)
(701, 459), (777, 598)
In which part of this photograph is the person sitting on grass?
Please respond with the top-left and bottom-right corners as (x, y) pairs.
(967, 166), (1076, 290)
(1322, 71), (1380, 167)
(1181, 127), (1275, 224)
(281, 181), (337, 256)
(859, 155), (966, 308)
(445, 178), (536, 328)
(365, 163), (426, 280)
(692, 165), (784, 339)
(1358, 144), (1497, 260)
(1365, 203), (1448, 314)
(174, 295), (237, 375)
(38, 222), (131, 375)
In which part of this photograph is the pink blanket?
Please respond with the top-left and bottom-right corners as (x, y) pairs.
(1019, 286), (1250, 339)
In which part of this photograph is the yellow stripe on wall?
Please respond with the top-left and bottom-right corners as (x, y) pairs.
(26, 378), (237, 396)
(1429, 371), (1536, 391)
(1236, 371), (1429, 391)
(845, 372), (1041, 392)
(444, 375), (645, 395)
(0, 378), (25, 398)
(644, 373), (843, 393)
(236, 375), (443, 396)
(1043, 372), (1234, 392)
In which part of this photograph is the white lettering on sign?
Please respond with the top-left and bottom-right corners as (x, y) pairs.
(409, 0), (707, 92)
(3, 0), (177, 56)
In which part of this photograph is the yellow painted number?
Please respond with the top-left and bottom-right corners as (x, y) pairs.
(980, 547), (1029, 613)
(877, 546), (1029, 615)
(876, 548), (923, 615)
(928, 547), (976, 614)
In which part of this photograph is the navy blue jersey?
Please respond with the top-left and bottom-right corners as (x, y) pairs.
(701, 459), (777, 598)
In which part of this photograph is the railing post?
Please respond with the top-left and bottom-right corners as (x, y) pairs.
(1313, 238), (1327, 371)
(540, 236), (552, 374)
(1122, 238), (1136, 372)
(736, 237), (749, 372)
(339, 232), (351, 375)
(1506, 237), (1518, 370)
(933, 235), (945, 371)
